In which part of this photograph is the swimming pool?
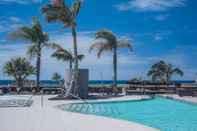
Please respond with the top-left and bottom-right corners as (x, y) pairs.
(62, 97), (197, 131)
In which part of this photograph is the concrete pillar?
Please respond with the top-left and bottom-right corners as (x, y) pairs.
(65, 69), (89, 99)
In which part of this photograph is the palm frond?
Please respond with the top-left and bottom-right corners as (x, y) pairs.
(97, 47), (105, 58)
(52, 72), (62, 81)
(147, 61), (167, 82)
(52, 51), (72, 61)
(97, 44), (112, 58)
(27, 45), (38, 59)
(52, 0), (65, 7)
(89, 39), (112, 58)
(148, 60), (184, 82)
(42, 2), (72, 25)
(3, 57), (36, 80)
(48, 43), (63, 49)
(8, 26), (36, 42)
(117, 39), (133, 51)
(173, 68), (184, 76)
(152, 60), (167, 70)
(9, 17), (48, 45)
(95, 29), (117, 45)
(51, 46), (72, 61)
(41, 42), (56, 49)
(77, 54), (85, 61)
(89, 39), (108, 52)
(147, 69), (156, 76)
(71, 0), (81, 18)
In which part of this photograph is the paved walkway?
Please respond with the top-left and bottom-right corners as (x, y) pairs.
(0, 95), (158, 131)
(160, 94), (197, 104)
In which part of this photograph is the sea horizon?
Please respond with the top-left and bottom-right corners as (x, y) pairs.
(0, 79), (196, 86)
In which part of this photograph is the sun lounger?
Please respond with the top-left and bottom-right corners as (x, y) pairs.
(0, 95), (33, 107)
(42, 88), (63, 94)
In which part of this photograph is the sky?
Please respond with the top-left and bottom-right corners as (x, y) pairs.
(0, 0), (197, 80)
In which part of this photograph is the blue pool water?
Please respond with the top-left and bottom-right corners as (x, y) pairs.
(62, 97), (197, 131)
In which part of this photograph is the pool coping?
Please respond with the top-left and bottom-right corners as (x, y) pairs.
(56, 95), (154, 110)
(157, 95), (197, 105)
(57, 95), (154, 105)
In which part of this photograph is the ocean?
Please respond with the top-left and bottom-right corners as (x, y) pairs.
(0, 80), (195, 86)
(0, 80), (128, 86)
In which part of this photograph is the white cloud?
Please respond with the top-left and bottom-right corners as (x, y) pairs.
(9, 17), (21, 23)
(152, 30), (172, 41)
(115, 0), (186, 12)
(10, 23), (23, 30)
(49, 31), (137, 67)
(1, 31), (196, 80)
(153, 14), (169, 21)
(0, 16), (23, 33)
(46, 32), (149, 80)
(0, 31), (139, 80)
(0, 25), (6, 32)
(154, 33), (163, 41)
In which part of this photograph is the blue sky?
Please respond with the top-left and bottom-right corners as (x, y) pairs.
(0, 0), (197, 80)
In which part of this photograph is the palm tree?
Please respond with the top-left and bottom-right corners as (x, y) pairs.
(147, 60), (184, 83)
(130, 77), (143, 83)
(52, 72), (61, 82)
(51, 72), (65, 87)
(42, 0), (82, 96)
(89, 29), (132, 95)
(9, 18), (51, 91)
(3, 57), (36, 93)
(147, 61), (166, 82)
(51, 44), (84, 70)
(165, 64), (184, 83)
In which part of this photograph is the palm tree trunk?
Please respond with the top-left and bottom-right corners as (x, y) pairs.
(69, 60), (72, 71)
(167, 73), (170, 83)
(36, 49), (41, 92)
(17, 77), (23, 94)
(166, 73), (170, 89)
(112, 45), (117, 95)
(71, 27), (79, 96)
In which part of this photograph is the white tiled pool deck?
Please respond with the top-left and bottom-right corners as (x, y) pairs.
(0, 95), (159, 131)
(160, 94), (197, 104)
